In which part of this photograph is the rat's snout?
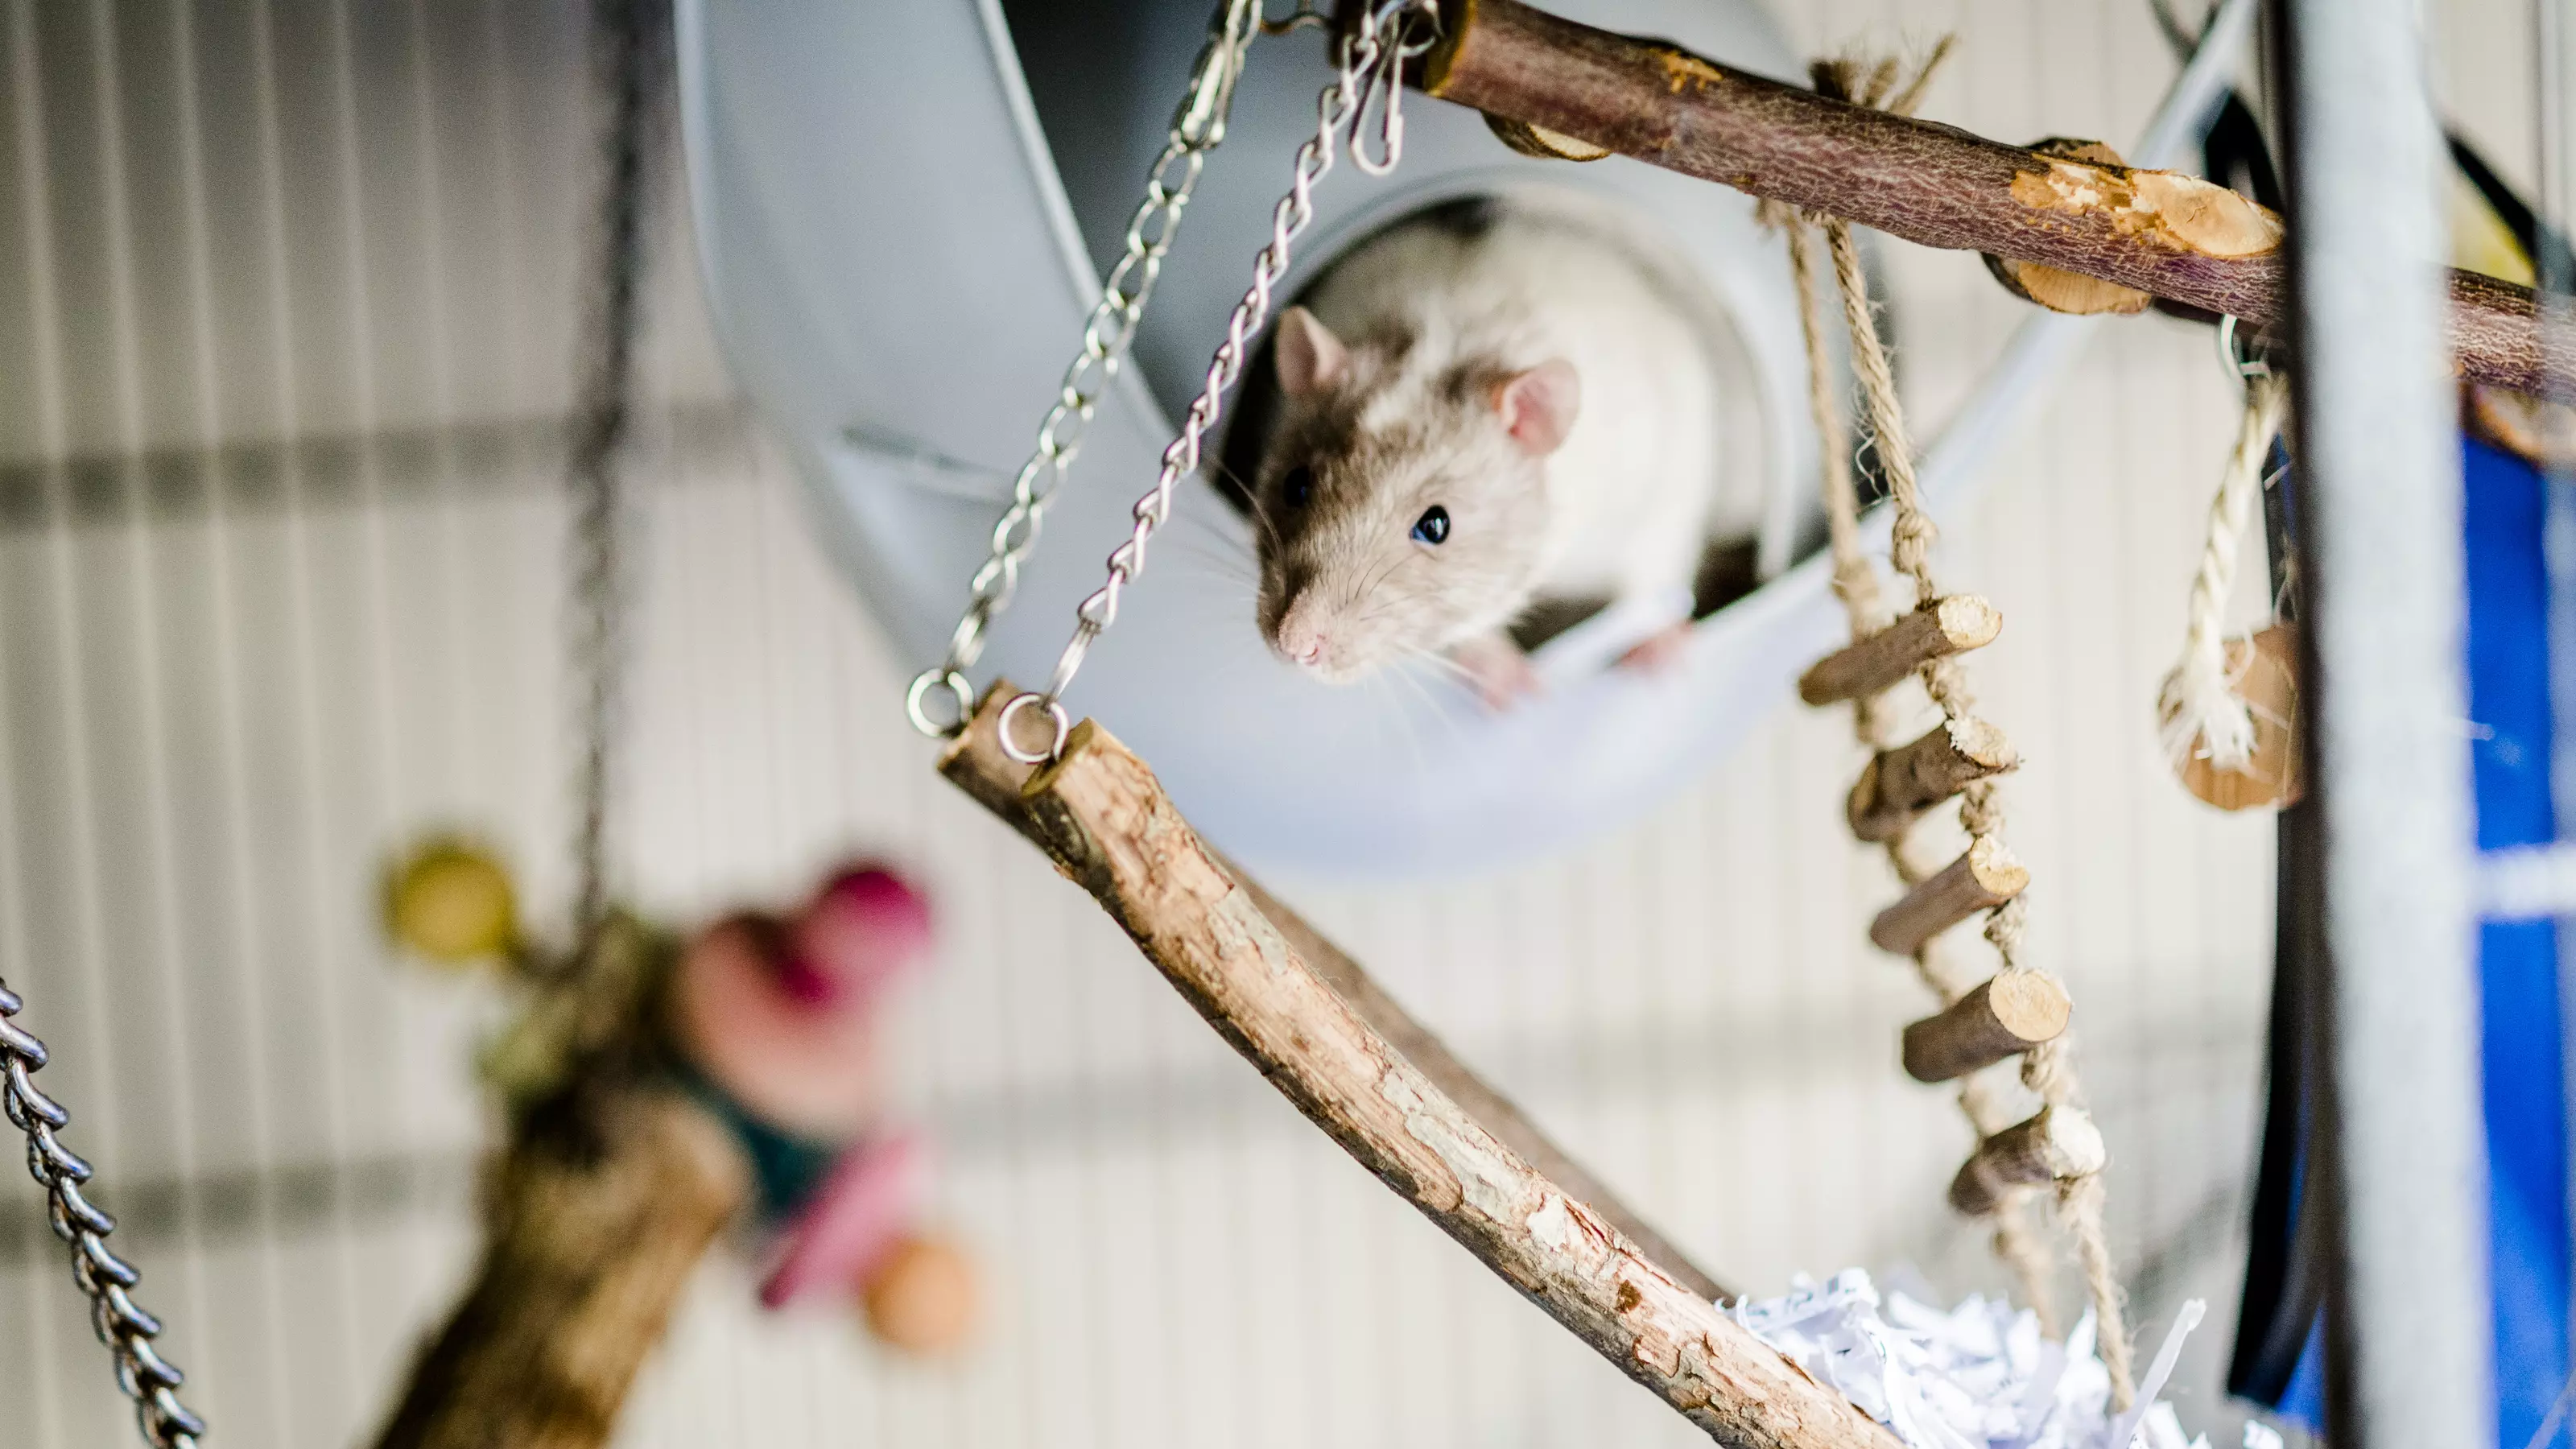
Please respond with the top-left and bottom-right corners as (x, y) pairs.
(1269, 588), (1345, 677)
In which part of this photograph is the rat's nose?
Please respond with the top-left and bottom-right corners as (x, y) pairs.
(1274, 596), (1332, 670)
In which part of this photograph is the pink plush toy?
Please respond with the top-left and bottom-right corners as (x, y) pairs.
(666, 862), (978, 1352)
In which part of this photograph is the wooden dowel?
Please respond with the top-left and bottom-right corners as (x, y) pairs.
(939, 683), (1732, 1304)
(371, 1089), (750, 1449)
(1846, 719), (2017, 844)
(1798, 597), (2002, 707)
(1901, 972), (2070, 1084)
(1946, 1105), (2105, 1217)
(1868, 835), (2027, 956)
(942, 700), (1897, 1449)
(1414, 0), (2571, 396)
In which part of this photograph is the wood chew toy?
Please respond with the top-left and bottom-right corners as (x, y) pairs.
(1870, 835), (2029, 957)
(1902, 972), (2070, 1084)
(1948, 1106), (2107, 1217)
(939, 684), (1897, 1449)
(1845, 717), (2018, 843)
(1765, 41), (2136, 1402)
(1799, 595), (2002, 705)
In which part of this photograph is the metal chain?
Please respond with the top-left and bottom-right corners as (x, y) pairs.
(997, 0), (1441, 762)
(567, 0), (669, 958)
(2, 980), (204, 1447)
(905, 0), (1269, 738)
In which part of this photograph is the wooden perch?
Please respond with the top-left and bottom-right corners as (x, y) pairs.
(1947, 1104), (2105, 1217)
(1901, 972), (2070, 1084)
(939, 684), (1730, 1302)
(1868, 835), (2027, 956)
(1846, 719), (2017, 844)
(372, 1087), (749, 1449)
(1414, 0), (2574, 395)
(940, 696), (1895, 1449)
(1798, 597), (2002, 707)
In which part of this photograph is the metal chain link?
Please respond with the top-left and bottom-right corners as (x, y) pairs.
(904, 0), (1270, 737)
(997, 0), (1441, 762)
(2, 980), (205, 1448)
(567, 0), (669, 958)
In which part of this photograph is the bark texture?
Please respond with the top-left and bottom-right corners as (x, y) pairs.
(1418, 0), (2572, 394)
(941, 695), (1897, 1449)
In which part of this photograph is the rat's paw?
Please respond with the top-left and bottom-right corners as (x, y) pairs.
(1451, 635), (1543, 710)
(1616, 620), (1698, 674)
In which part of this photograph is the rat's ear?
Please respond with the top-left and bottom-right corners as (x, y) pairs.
(1496, 359), (1580, 456)
(1275, 307), (1349, 398)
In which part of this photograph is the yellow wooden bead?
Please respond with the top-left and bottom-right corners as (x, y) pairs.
(384, 839), (518, 964)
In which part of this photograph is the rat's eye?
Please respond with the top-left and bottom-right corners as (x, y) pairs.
(1411, 505), (1450, 545)
(1279, 465), (1314, 510)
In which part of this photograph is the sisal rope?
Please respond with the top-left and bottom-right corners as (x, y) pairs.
(1777, 46), (2136, 1407)
(2157, 374), (2289, 773)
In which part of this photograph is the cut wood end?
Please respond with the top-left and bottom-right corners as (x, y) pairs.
(1484, 113), (1612, 161)
(2168, 625), (2304, 812)
(1985, 254), (2156, 316)
(1963, 833), (2026, 893)
(1946, 717), (2020, 771)
(1947, 1104), (2105, 1215)
(1932, 594), (2004, 650)
(1985, 970), (2072, 1042)
(2009, 157), (2284, 262)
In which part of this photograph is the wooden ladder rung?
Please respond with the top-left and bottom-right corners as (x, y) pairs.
(1870, 836), (2028, 956)
(1901, 972), (2070, 1084)
(1799, 595), (2003, 707)
(1846, 718), (2019, 844)
(1947, 1105), (2104, 1217)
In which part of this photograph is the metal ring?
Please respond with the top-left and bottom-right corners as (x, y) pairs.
(904, 668), (975, 738)
(997, 691), (1072, 764)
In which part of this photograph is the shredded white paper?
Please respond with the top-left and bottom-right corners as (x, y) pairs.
(1732, 1270), (2211, 1449)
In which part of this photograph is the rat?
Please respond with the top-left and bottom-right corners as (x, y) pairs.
(1246, 194), (1753, 705)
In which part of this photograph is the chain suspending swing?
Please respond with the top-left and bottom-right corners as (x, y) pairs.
(897, 0), (1443, 758)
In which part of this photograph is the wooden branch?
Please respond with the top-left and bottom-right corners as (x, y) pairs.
(371, 1088), (750, 1449)
(1901, 972), (2070, 1084)
(941, 700), (1896, 1449)
(1946, 1105), (2104, 1217)
(1798, 597), (2002, 708)
(1415, 0), (2572, 395)
(1846, 719), (2017, 844)
(938, 684), (1732, 1304)
(1868, 835), (2026, 956)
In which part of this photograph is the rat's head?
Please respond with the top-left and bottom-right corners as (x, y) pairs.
(1252, 306), (1579, 683)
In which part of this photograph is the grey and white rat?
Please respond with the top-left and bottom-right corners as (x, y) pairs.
(1247, 195), (1752, 704)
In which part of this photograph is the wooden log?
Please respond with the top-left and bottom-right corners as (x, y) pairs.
(1413, 0), (2573, 395)
(944, 705), (1897, 1449)
(1868, 835), (2027, 956)
(1947, 1105), (2105, 1217)
(1846, 719), (2018, 844)
(939, 683), (1733, 1305)
(371, 1088), (750, 1449)
(1901, 972), (2070, 1084)
(1798, 597), (2002, 707)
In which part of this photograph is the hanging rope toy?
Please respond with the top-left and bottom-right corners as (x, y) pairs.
(2155, 336), (2301, 811)
(1777, 43), (2144, 1415)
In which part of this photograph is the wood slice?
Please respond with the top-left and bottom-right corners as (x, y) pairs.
(1901, 972), (2070, 1084)
(1947, 1105), (2105, 1217)
(1869, 835), (2027, 956)
(2169, 623), (2304, 811)
(1798, 596), (2003, 707)
(1847, 718), (2019, 843)
(1483, 112), (1612, 160)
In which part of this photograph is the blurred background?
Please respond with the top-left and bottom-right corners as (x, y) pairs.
(0, 1), (2537, 1445)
